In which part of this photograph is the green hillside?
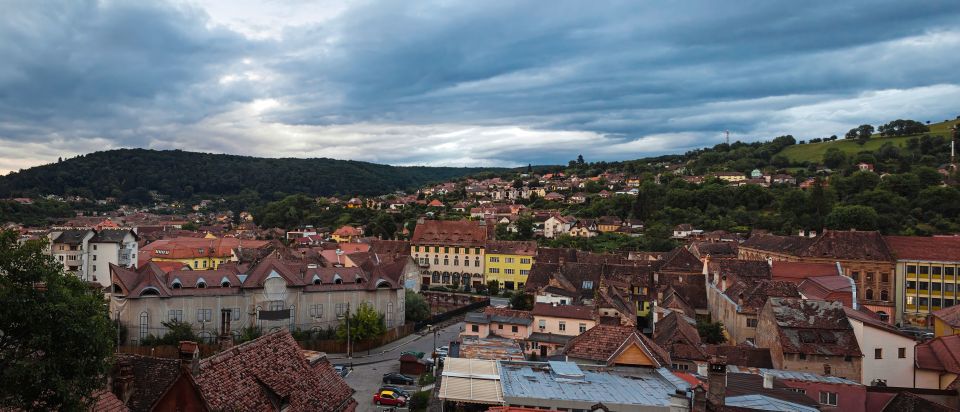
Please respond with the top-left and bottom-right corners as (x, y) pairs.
(778, 119), (959, 164)
(0, 149), (502, 202)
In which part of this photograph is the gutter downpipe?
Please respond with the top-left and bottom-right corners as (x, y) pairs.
(839, 261), (857, 310)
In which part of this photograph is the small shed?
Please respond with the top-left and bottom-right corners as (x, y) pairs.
(399, 353), (432, 376)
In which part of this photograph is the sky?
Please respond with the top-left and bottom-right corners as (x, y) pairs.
(1, 0), (959, 174)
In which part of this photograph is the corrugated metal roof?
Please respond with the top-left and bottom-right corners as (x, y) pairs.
(498, 362), (683, 407)
(440, 358), (503, 405)
(727, 365), (861, 385)
(726, 394), (819, 412)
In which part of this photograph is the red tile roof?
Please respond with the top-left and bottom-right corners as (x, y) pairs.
(410, 220), (488, 247)
(91, 390), (129, 412)
(531, 303), (594, 320)
(885, 235), (960, 262)
(932, 305), (960, 328)
(770, 261), (839, 283)
(915, 335), (960, 374)
(485, 240), (537, 256)
(195, 331), (356, 411)
(563, 324), (670, 367)
(332, 225), (361, 237)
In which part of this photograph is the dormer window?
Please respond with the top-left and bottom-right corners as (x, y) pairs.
(171, 279), (182, 289)
(334, 274), (343, 285)
(221, 280), (230, 287)
(197, 278), (207, 288)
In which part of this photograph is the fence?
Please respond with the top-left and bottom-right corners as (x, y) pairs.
(415, 296), (489, 331)
(118, 323), (416, 358)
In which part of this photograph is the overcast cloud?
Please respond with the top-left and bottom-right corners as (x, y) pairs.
(1, 0), (958, 174)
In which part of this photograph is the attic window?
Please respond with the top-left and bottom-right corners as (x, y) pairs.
(171, 280), (182, 289)
(112, 284), (123, 294)
(582, 281), (594, 290)
(313, 278), (321, 285)
(221, 280), (230, 287)
(798, 330), (817, 343)
(197, 280), (207, 289)
(819, 331), (837, 343)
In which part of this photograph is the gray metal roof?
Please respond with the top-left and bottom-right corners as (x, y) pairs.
(465, 312), (491, 324)
(527, 332), (573, 345)
(726, 394), (819, 412)
(727, 365), (860, 385)
(498, 361), (684, 407)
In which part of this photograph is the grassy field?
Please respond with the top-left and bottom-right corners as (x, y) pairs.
(778, 118), (959, 164)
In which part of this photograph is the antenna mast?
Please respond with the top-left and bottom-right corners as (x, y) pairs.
(725, 130), (730, 145)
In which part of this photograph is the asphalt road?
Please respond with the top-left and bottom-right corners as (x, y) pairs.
(338, 321), (464, 412)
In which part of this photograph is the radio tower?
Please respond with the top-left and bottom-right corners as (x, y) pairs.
(725, 130), (730, 145)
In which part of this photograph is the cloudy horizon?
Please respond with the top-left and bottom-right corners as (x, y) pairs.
(1, 0), (959, 174)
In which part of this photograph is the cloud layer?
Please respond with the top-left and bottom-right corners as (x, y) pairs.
(1, 0), (959, 173)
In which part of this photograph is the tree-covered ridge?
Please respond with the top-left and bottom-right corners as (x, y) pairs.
(0, 149), (501, 201)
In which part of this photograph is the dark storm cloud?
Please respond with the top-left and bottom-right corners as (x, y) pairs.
(0, 0), (959, 173)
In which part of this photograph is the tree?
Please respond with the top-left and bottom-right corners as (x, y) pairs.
(515, 216), (534, 240)
(510, 292), (534, 311)
(404, 290), (430, 323)
(825, 205), (879, 231)
(141, 320), (199, 346)
(337, 302), (386, 343)
(486, 280), (500, 297)
(576, 154), (585, 166)
(822, 148), (847, 169)
(0, 231), (114, 410)
(696, 320), (727, 344)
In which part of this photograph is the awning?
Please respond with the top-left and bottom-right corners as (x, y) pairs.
(439, 358), (503, 405)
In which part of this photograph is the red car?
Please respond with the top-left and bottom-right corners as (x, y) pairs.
(374, 390), (407, 406)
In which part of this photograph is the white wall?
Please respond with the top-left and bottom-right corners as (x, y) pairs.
(849, 318), (916, 387)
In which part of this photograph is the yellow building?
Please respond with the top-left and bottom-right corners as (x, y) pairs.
(331, 225), (363, 243)
(886, 236), (960, 326)
(485, 240), (537, 291)
(932, 306), (960, 337)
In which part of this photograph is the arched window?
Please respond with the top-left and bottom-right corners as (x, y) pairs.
(171, 279), (182, 289)
(475, 257), (480, 266)
(463, 259), (470, 267)
(314, 278), (321, 285)
(444, 256), (449, 265)
(334, 275), (343, 285)
(140, 287), (160, 297)
(434, 256), (439, 265)
(454, 257), (459, 266)
(112, 283), (123, 294)
(196, 278), (207, 288)
(880, 290), (889, 301)
(139, 312), (149, 341)
(865, 289), (874, 300)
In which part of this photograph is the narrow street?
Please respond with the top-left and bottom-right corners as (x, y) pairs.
(335, 321), (464, 412)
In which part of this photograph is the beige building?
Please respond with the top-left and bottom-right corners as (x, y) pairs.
(110, 256), (407, 344)
(756, 298), (863, 382)
(410, 219), (488, 287)
(528, 303), (595, 357)
(50, 228), (138, 288)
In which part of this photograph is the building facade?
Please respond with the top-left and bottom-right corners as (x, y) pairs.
(50, 228), (138, 287)
(410, 220), (488, 287)
(485, 241), (536, 291)
(111, 257), (406, 344)
(885, 236), (960, 326)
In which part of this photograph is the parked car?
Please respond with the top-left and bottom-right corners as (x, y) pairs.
(379, 386), (411, 398)
(382, 372), (416, 385)
(333, 365), (349, 377)
(374, 390), (407, 406)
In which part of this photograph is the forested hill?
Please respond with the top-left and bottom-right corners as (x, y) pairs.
(0, 149), (500, 201)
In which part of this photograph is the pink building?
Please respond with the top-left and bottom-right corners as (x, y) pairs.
(462, 307), (532, 340)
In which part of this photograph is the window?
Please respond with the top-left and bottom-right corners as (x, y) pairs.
(92, 265), (97, 272)
(933, 298), (942, 307)
(489, 257), (500, 263)
(881, 273), (889, 283)
(498, 324), (503, 330)
(880, 290), (889, 301)
(539, 319), (546, 329)
(463, 259), (470, 267)
(531, 341), (539, 349)
(898, 348), (906, 358)
(520, 270), (529, 276)
(865, 289), (874, 300)
(471, 324), (479, 333)
(747, 318), (758, 328)
(489, 268), (500, 274)
(443, 257), (449, 265)
(934, 266), (943, 276)
(947, 267), (956, 276)
(582, 281), (594, 290)
(444, 247), (449, 253)
(231, 307), (240, 321)
(512, 325), (518, 333)
(672, 363), (690, 371)
(453, 257), (459, 266)
(787, 388), (806, 394)
(139, 312), (149, 340)
(875, 348), (883, 359)
(920, 282), (928, 290)
(907, 265), (917, 274)
(269, 301), (285, 311)
(505, 269), (515, 274)
(819, 391), (838, 406)
(310, 304), (323, 318)
(559, 322), (566, 332)
(520, 258), (531, 264)
(434, 256), (439, 265)
(92, 255), (97, 261)
(475, 248), (481, 254)
(168, 309), (183, 322)
(202, 260), (208, 268)
(505, 257), (514, 263)
(906, 281), (916, 289)
(866, 272), (874, 282)
(475, 257), (480, 266)
(194, 260), (199, 268)
(920, 266), (930, 275)
(823, 364), (831, 375)
(799, 353), (807, 360)
(197, 309), (212, 322)
(851, 271), (859, 281)
(579, 323), (587, 333)
(336, 303), (346, 316)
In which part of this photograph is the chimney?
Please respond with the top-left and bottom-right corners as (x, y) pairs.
(766, 256), (773, 267)
(763, 372), (774, 389)
(721, 276), (727, 292)
(692, 385), (708, 412)
(798, 229), (805, 237)
(706, 357), (727, 407)
(112, 356), (134, 405)
(218, 309), (233, 349)
(809, 230), (817, 237)
(179, 341), (200, 376)
(702, 255), (711, 275)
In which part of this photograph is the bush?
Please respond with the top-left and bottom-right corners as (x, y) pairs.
(140, 320), (199, 346)
(409, 391), (431, 411)
(418, 373), (436, 386)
